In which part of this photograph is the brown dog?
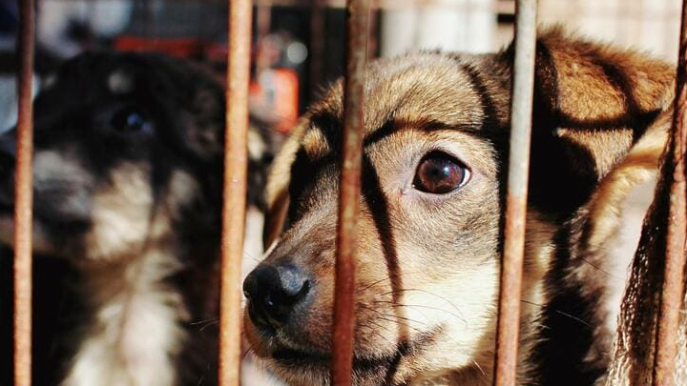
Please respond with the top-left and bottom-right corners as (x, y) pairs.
(242, 28), (675, 386)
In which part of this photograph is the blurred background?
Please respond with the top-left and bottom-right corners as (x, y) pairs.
(0, 1), (681, 385)
(0, 0), (683, 136)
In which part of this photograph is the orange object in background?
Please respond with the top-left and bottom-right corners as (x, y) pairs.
(114, 36), (204, 58)
(250, 68), (299, 133)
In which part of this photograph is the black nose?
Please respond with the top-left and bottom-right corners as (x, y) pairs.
(243, 264), (311, 330)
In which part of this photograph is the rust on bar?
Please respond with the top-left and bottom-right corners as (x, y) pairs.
(309, 0), (325, 100)
(331, 0), (370, 385)
(15, 0), (36, 385)
(256, 0), (273, 76)
(652, 1), (687, 385)
(218, 0), (253, 384)
(493, 1), (538, 386)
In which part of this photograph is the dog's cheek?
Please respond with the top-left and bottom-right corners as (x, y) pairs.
(164, 170), (201, 220)
(81, 162), (154, 262)
(393, 261), (500, 380)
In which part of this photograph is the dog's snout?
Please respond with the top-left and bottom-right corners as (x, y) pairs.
(243, 264), (311, 330)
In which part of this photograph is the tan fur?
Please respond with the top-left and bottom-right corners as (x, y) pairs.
(247, 28), (675, 386)
(81, 163), (156, 262)
(62, 245), (188, 386)
(60, 163), (201, 386)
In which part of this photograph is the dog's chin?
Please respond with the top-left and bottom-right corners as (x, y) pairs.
(0, 215), (65, 257)
(246, 320), (443, 386)
(260, 346), (401, 386)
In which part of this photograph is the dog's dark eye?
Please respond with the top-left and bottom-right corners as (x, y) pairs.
(111, 107), (153, 135)
(413, 152), (470, 194)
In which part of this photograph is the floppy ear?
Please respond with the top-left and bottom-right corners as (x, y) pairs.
(500, 28), (674, 216)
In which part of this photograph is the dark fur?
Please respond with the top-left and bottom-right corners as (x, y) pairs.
(0, 52), (274, 386)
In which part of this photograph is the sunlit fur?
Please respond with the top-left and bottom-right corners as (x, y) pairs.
(248, 27), (674, 386)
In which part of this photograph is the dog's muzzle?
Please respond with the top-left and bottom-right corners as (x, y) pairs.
(243, 263), (312, 332)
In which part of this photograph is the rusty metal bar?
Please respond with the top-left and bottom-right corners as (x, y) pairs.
(331, 0), (370, 385)
(309, 0), (325, 100)
(255, 0), (272, 76)
(652, 1), (687, 385)
(14, 0), (36, 385)
(256, 0), (272, 44)
(493, 1), (538, 386)
(218, 0), (252, 384)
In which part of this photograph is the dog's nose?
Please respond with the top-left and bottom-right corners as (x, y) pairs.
(243, 264), (311, 330)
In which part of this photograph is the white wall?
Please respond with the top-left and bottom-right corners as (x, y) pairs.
(380, 0), (497, 57)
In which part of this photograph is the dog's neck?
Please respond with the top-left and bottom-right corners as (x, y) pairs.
(60, 207), (265, 386)
(61, 242), (188, 386)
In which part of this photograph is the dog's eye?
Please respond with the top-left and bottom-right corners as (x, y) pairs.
(111, 107), (153, 135)
(413, 152), (470, 194)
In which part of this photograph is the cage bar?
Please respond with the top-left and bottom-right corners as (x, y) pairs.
(14, 1), (36, 386)
(331, 0), (370, 385)
(256, 0), (273, 75)
(652, 1), (687, 385)
(493, 1), (538, 386)
(309, 0), (325, 99)
(218, 0), (253, 384)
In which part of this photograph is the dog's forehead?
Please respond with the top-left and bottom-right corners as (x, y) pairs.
(300, 53), (502, 158)
(47, 54), (159, 98)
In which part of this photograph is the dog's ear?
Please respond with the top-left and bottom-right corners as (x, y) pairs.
(497, 27), (674, 215)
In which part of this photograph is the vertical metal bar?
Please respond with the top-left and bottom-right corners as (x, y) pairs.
(14, 0), (35, 385)
(218, 0), (252, 384)
(331, 0), (370, 385)
(652, 1), (687, 385)
(309, 0), (325, 100)
(256, 0), (272, 45)
(255, 0), (272, 76)
(493, 1), (537, 386)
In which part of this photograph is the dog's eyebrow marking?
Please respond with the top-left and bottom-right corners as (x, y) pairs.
(363, 119), (479, 148)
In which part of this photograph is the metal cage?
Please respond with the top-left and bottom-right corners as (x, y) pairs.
(12, 0), (687, 385)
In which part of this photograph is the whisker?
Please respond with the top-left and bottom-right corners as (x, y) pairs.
(520, 299), (591, 327)
(472, 360), (486, 377)
(372, 300), (468, 324)
(379, 288), (467, 320)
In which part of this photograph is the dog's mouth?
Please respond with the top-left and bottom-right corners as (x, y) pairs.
(264, 326), (442, 383)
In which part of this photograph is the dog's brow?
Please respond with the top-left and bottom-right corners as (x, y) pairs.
(363, 119), (482, 147)
(305, 114), (484, 167)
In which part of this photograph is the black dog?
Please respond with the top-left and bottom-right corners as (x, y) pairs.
(0, 52), (275, 386)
